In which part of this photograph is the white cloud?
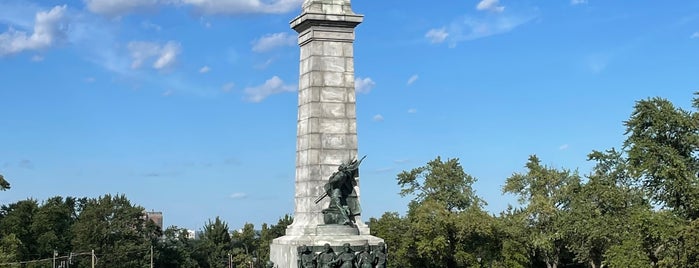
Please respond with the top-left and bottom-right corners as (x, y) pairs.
(425, 28), (449, 44)
(244, 76), (296, 102)
(162, 89), (173, 96)
(141, 21), (162, 31)
(355, 77), (375, 94)
(230, 192), (248, 199)
(31, 55), (44, 62)
(252, 32), (296, 52)
(84, 0), (160, 17)
(407, 74), (419, 85)
(84, 77), (96, 83)
(438, 10), (538, 46)
(127, 41), (181, 70)
(0, 5), (68, 56)
(180, 0), (302, 15)
(692, 32), (699, 39)
(372, 114), (384, 122)
(221, 82), (235, 92)
(476, 0), (505, 13)
(571, 0), (588, 5)
(199, 65), (211, 73)
(407, 108), (417, 114)
(559, 144), (569, 150)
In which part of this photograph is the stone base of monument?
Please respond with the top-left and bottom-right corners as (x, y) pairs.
(270, 225), (383, 268)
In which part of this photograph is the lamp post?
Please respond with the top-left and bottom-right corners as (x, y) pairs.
(477, 257), (482, 268)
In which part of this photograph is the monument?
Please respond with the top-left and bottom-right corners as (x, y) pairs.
(269, 0), (384, 266)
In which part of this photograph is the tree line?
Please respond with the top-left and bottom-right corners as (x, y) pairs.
(0, 191), (292, 268)
(2, 92), (699, 267)
(369, 93), (699, 268)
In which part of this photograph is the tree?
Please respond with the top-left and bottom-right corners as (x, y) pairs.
(196, 217), (232, 268)
(155, 226), (199, 268)
(31, 196), (79, 258)
(503, 155), (580, 268)
(71, 194), (156, 268)
(624, 95), (699, 220)
(0, 199), (39, 261)
(0, 174), (9, 191)
(560, 149), (650, 268)
(395, 156), (494, 268)
(258, 214), (293, 266)
(369, 212), (408, 268)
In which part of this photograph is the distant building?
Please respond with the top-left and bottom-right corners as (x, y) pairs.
(144, 211), (163, 229)
(186, 229), (197, 239)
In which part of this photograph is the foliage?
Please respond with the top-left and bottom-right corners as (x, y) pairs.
(503, 155), (580, 268)
(0, 174), (9, 191)
(624, 96), (699, 220)
(71, 194), (158, 268)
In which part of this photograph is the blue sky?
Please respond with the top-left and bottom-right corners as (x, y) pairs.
(1, 0), (698, 231)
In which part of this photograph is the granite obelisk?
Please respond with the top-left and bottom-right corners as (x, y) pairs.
(269, 0), (383, 266)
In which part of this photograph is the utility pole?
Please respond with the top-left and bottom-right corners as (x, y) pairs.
(228, 253), (232, 268)
(91, 249), (95, 268)
(150, 245), (154, 268)
(53, 250), (57, 268)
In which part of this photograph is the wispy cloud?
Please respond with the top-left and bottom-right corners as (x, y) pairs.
(127, 41), (181, 70)
(476, 0), (505, 13)
(407, 74), (419, 85)
(244, 76), (296, 102)
(0, 5), (68, 56)
(355, 77), (375, 94)
(199, 65), (211, 73)
(571, 0), (588, 5)
(559, 144), (569, 150)
(221, 82), (235, 92)
(374, 167), (394, 173)
(691, 32), (699, 39)
(425, 28), (449, 44)
(18, 159), (34, 169)
(407, 108), (417, 114)
(230, 192), (248, 199)
(141, 20), (162, 31)
(428, 7), (538, 47)
(252, 32), (296, 52)
(372, 114), (384, 122)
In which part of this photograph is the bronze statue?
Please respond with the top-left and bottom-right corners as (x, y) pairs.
(316, 243), (336, 268)
(329, 243), (356, 268)
(315, 156), (366, 225)
(372, 242), (387, 268)
(355, 243), (373, 268)
(297, 245), (315, 268)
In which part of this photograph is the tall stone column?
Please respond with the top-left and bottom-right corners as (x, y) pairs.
(269, 1), (383, 267)
(288, 0), (364, 236)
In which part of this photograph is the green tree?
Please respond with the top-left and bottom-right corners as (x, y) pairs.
(503, 155), (580, 268)
(231, 223), (257, 267)
(0, 174), (9, 191)
(492, 207), (531, 268)
(624, 95), (699, 220)
(560, 149), (650, 268)
(396, 156), (494, 268)
(71, 194), (156, 268)
(155, 226), (199, 268)
(31, 196), (79, 258)
(0, 199), (39, 261)
(258, 214), (293, 266)
(369, 212), (408, 268)
(196, 217), (232, 268)
(0, 233), (21, 263)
